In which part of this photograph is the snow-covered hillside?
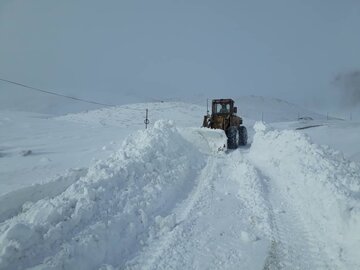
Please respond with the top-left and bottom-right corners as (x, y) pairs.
(1, 97), (360, 269)
(234, 95), (326, 123)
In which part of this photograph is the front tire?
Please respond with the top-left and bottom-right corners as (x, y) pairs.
(226, 126), (239, 149)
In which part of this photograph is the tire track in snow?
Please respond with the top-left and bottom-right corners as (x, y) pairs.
(250, 122), (360, 269)
(127, 150), (271, 270)
(124, 138), (329, 269)
(247, 158), (328, 270)
(271, 186), (332, 270)
(125, 156), (220, 270)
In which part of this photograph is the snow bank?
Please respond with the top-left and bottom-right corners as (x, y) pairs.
(0, 120), (205, 270)
(0, 169), (86, 223)
(250, 122), (360, 269)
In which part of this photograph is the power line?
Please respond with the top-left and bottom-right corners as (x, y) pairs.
(0, 77), (114, 107)
(0, 77), (187, 113)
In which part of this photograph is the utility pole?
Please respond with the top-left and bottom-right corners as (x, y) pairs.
(206, 98), (209, 115)
(144, 109), (150, 129)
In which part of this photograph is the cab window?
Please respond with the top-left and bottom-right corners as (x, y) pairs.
(216, 104), (230, 114)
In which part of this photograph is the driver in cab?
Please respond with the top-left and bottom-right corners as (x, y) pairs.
(219, 104), (229, 113)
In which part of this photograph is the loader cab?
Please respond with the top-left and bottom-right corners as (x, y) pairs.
(212, 99), (237, 115)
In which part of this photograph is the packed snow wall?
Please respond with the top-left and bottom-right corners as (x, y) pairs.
(0, 121), (205, 270)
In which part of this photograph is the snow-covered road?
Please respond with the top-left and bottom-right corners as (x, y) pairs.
(126, 152), (270, 270)
(1, 119), (360, 269)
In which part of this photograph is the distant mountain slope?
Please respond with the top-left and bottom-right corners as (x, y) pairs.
(232, 95), (325, 122)
(57, 96), (325, 127)
(2, 84), (325, 122)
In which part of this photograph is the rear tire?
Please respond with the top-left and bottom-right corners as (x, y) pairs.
(238, 126), (248, 146)
(226, 126), (239, 149)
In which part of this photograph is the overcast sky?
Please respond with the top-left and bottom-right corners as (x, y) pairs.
(1, 0), (360, 111)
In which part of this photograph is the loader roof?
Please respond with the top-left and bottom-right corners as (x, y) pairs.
(212, 99), (234, 104)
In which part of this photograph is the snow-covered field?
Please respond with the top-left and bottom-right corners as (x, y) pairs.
(1, 97), (360, 269)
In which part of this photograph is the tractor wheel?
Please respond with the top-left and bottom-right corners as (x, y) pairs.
(238, 126), (248, 146)
(226, 126), (239, 149)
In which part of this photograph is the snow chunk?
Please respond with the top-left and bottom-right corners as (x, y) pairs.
(153, 119), (175, 130)
(253, 121), (267, 133)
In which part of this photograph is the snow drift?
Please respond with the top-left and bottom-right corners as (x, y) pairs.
(0, 168), (87, 223)
(0, 120), (205, 270)
(249, 122), (360, 269)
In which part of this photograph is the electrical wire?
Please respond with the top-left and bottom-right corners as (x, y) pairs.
(0, 77), (187, 113)
(0, 77), (114, 107)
